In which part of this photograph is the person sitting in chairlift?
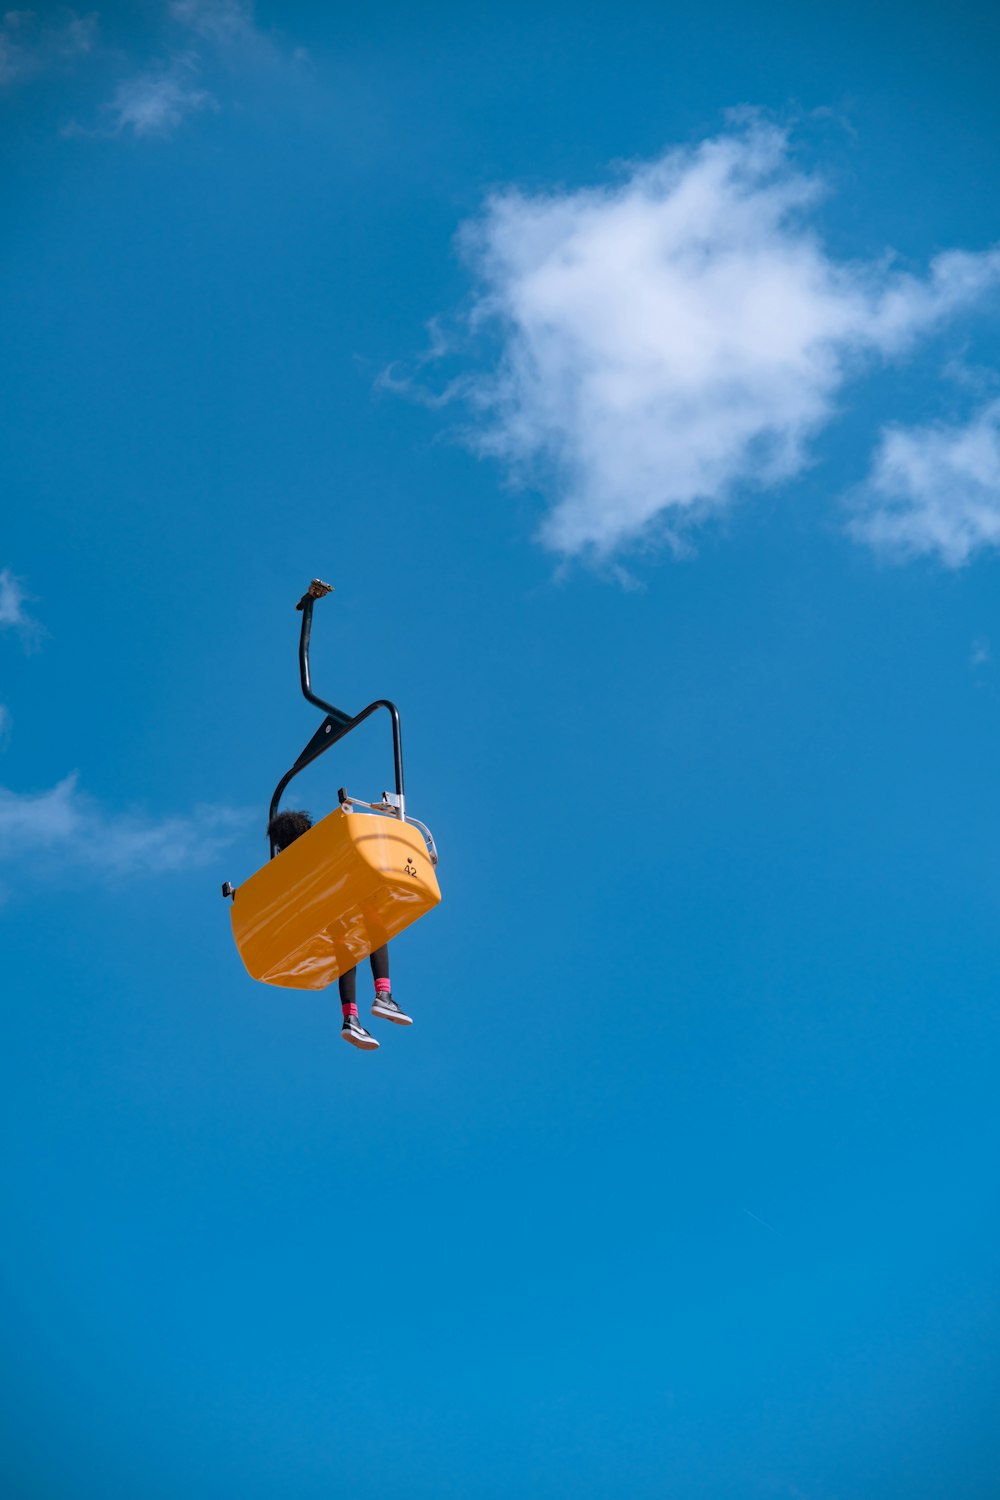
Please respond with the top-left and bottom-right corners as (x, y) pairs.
(266, 808), (413, 1052)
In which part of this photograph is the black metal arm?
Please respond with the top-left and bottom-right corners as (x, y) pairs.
(267, 583), (405, 857)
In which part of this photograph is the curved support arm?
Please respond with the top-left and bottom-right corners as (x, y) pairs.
(266, 581), (406, 859)
(296, 585), (351, 726)
(268, 697), (406, 858)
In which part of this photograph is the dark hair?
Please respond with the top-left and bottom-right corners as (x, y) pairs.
(267, 809), (313, 851)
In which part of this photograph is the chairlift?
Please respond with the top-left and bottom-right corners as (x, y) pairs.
(223, 580), (441, 989)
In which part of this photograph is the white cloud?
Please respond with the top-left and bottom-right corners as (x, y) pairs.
(169, 0), (255, 48)
(106, 58), (216, 138)
(851, 401), (1000, 566)
(0, 567), (44, 649)
(24, 0), (297, 140)
(1, 568), (248, 884)
(437, 119), (1000, 558)
(0, 773), (251, 880)
(90, 0), (291, 140)
(0, 8), (96, 87)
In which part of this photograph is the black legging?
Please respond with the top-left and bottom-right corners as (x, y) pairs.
(338, 945), (390, 1007)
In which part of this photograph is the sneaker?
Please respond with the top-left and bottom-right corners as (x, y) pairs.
(342, 1015), (379, 1051)
(371, 992), (413, 1026)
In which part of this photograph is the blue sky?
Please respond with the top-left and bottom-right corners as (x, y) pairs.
(3, 2), (1000, 1496)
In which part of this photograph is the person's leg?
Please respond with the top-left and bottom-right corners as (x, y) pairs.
(369, 945), (413, 1026)
(369, 945), (391, 993)
(338, 966), (358, 1017)
(339, 966), (379, 1051)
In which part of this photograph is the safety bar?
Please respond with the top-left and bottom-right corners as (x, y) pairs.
(338, 787), (439, 866)
(267, 583), (406, 858)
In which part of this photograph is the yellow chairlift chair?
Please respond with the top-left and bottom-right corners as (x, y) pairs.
(223, 580), (441, 990)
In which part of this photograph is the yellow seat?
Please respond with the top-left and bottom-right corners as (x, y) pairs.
(231, 806), (441, 990)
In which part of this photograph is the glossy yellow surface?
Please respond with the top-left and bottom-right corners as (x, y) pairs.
(230, 807), (441, 989)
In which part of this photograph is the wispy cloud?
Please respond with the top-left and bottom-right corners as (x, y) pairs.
(105, 55), (216, 139)
(0, 7), (96, 88)
(0, 773), (251, 882)
(169, 0), (256, 49)
(0, 568), (44, 650)
(0, 567), (247, 886)
(851, 400), (1000, 566)
(408, 118), (1000, 560)
(59, 0), (295, 140)
(166, 0), (293, 76)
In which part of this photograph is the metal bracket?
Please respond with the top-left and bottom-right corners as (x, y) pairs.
(295, 578), (333, 611)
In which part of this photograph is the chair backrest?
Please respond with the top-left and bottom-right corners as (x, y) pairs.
(231, 806), (441, 990)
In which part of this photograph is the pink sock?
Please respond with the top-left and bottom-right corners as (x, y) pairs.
(343, 1002), (358, 1019)
(374, 977), (392, 995)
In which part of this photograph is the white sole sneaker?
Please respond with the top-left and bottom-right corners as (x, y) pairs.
(371, 998), (413, 1025)
(342, 1027), (379, 1051)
